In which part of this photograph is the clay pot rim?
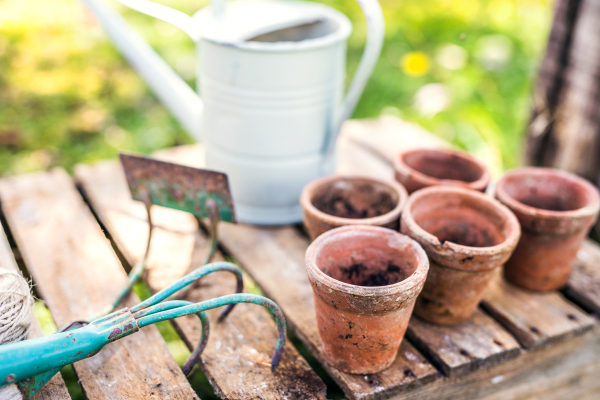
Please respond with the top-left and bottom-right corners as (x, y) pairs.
(305, 225), (429, 297)
(402, 186), (521, 257)
(394, 148), (490, 191)
(496, 167), (600, 219)
(300, 175), (408, 227)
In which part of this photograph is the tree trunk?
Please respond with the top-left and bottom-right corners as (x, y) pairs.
(526, 0), (600, 185)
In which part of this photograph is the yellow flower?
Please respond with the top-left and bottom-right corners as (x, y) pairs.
(401, 52), (430, 77)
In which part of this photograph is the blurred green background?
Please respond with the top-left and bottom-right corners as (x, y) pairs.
(0, 0), (552, 178)
(0, 0), (553, 398)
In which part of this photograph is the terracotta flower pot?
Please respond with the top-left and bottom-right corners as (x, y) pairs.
(401, 186), (520, 325)
(300, 175), (408, 241)
(305, 225), (428, 374)
(394, 148), (490, 194)
(495, 167), (600, 291)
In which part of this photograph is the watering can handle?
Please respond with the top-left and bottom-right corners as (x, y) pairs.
(111, 0), (200, 40)
(325, 0), (385, 157)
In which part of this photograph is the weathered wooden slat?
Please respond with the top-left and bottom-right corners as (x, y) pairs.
(565, 239), (600, 315)
(341, 117), (450, 163)
(406, 310), (520, 378)
(336, 133), (395, 180)
(388, 328), (600, 400)
(482, 272), (596, 349)
(0, 169), (199, 400)
(0, 224), (72, 400)
(74, 160), (328, 400)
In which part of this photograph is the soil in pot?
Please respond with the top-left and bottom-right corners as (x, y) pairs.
(312, 181), (397, 219)
(301, 176), (407, 240)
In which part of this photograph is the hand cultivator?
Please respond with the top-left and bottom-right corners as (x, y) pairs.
(0, 154), (286, 398)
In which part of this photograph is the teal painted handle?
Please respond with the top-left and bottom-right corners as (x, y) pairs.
(0, 308), (138, 390)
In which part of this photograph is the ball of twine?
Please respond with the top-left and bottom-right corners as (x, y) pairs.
(0, 267), (34, 345)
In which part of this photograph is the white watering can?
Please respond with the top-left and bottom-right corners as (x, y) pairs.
(82, 0), (384, 224)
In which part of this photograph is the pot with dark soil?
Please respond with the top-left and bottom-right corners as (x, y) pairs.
(496, 167), (600, 291)
(394, 148), (490, 194)
(305, 225), (428, 374)
(401, 186), (520, 325)
(300, 175), (408, 241)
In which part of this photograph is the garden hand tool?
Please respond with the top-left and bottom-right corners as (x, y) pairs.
(0, 262), (287, 398)
(0, 154), (286, 398)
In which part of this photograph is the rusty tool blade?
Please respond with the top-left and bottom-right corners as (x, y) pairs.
(119, 153), (236, 223)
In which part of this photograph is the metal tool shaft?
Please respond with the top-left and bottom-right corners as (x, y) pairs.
(0, 309), (138, 386)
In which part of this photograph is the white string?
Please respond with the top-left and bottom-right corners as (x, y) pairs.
(0, 267), (34, 345)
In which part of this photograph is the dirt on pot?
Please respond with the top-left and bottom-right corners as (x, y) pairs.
(305, 225), (428, 374)
(401, 186), (520, 325)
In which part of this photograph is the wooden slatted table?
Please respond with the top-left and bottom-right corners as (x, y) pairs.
(1, 116), (600, 399)
(0, 225), (71, 400)
(0, 170), (200, 400)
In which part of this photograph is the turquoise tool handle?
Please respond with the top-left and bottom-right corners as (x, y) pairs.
(0, 308), (138, 390)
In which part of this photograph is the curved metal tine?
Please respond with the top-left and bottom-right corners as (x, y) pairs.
(132, 300), (210, 376)
(136, 293), (287, 371)
(85, 190), (154, 323)
(130, 262), (244, 322)
(173, 198), (220, 301)
(181, 311), (209, 376)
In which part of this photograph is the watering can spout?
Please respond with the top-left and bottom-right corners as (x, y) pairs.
(81, 0), (203, 139)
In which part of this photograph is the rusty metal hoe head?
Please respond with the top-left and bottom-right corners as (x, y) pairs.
(119, 152), (236, 223)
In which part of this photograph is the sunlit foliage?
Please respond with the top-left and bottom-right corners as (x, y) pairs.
(0, 0), (551, 176)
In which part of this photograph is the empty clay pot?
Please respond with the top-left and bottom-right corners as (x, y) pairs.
(394, 148), (490, 194)
(300, 175), (408, 241)
(495, 167), (600, 291)
(401, 186), (520, 324)
(305, 225), (428, 374)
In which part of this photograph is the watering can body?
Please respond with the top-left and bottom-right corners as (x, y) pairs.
(81, 0), (384, 224)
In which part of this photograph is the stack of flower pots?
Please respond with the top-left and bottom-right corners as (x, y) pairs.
(300, 148), (600, 374)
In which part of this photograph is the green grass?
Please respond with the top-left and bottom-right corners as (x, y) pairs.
(0, 0), (552, 178)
